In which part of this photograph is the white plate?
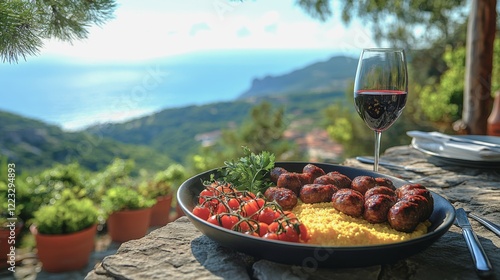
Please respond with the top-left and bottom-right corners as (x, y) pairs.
(411, 136), (500, 168)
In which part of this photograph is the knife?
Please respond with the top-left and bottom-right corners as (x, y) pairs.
(355, 156), (432, 172)
(356, 156), (408, 170)
(455, 208), (493, 277)
(468, 213), (500, 238)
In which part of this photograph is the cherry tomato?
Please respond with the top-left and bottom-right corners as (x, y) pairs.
(244, 231), (259, 237)
(254, 198), (265, 209)
(267, 221), (281, 233)
(283, 211), (298, 221)
(220, 214), (239, 230)
(227, 198), (241, 211)
(237, 220), (257, 232)
(298, 223), (309, 242)
(216, 203), (229, 214)
(241, 200), (259, 218)
(198, 189), (214, 204)
(193, 205), (211, 221)
(258, 207), (279, 225)
(216, 183), (234, 194)
(258, 222), (269, 237)
(282, 225), (300, 242)
(207, 214), (220, 226)
(262, 232), (279, 240)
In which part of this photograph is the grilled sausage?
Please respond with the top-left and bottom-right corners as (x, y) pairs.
(264, 187), (298, 210)
(270, 167), (288, 184)
(326, 172), (352, 189)
(387, 200), (421, 233)
(364, 186), (397, 202)
(351, 176), (377, 195)
(374, 177), (396, 190)
(395, 183), (426, 198)
(277, 172), (303, 195)
(313, 174), (337, 185)
(363, 194), (396, 223)
(299, 184), (338, 204)
(297, 172), (313, 185)
(399, 194), (432, 221)
(331, 188), (364, 218)
(303, 164), (326, 181)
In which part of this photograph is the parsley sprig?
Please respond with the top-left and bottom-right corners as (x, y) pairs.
(221, 147), (275, 194)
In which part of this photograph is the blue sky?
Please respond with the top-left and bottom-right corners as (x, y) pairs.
(2, 1), (378, 130)
(39, 0), (376, 62)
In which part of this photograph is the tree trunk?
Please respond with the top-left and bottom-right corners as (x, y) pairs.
(459, 0), (496, 135)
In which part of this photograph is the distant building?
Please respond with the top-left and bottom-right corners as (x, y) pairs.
(284, 124), (343, 162)
(195, 130), (221, 147)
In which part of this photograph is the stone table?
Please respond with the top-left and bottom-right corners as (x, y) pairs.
(86, 145), (500, 280)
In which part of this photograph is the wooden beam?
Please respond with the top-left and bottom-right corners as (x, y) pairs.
(460, 0), (496, 134)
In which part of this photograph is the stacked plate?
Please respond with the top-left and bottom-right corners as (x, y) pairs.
(407, 131), (500, 168)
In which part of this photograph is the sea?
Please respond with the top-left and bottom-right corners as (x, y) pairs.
(0, 49), (358, 131)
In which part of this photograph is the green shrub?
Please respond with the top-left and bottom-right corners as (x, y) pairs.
(0, 181), (26, 227)
(101, 186), (156, 215)
(32, 190), (99, 235)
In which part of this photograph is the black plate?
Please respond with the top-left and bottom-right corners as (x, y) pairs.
(177, 162), (455, 268)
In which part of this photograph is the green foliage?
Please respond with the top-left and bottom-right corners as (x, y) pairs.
(32, 190), (98, 235)
(138, 164), (188, 199)
(297, 0), (467, 49)
(88, 158), (135, 201)
(419, 46), (463, 123)
(101, 186), (156, 215)
(0, 0), (116, 63)
(0, 181), (23, 227)
(221, 147), (275, 194)
(23, 162), (90, 221)
(491, 39), (500, 92)
(0, 110), (173, 175)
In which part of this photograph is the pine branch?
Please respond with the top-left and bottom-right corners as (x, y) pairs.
(0, 0), (117, 64)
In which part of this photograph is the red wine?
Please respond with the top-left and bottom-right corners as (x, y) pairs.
(354, 90), (407, 131)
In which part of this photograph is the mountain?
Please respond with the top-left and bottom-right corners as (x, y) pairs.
(3, 54), (355, 172)
(238, 56), (358, 99)
(85, 90), (346, 163)
(0, 110), (173, 174)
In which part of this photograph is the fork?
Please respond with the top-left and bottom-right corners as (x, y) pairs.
(468, 213), (500, 238)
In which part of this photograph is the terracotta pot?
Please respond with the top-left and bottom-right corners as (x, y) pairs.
(150, 195), (173, 227)
(0, 222), (23, 265)
(175, 199), (185, 220)
(31, 224), (97, 273)
(107, 207), (152, 243)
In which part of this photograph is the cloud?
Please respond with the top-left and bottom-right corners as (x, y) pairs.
(189, 22), (211, 36)
(237, 27), (251, 37)
(39, 1), (375, 62)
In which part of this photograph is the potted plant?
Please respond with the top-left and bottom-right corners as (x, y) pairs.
(30, 190), (99, 273)
(139, 164), (188, 226)
(101, 186), (156, 242)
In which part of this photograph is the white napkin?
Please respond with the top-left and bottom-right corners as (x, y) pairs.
(407, 131), (500, 161)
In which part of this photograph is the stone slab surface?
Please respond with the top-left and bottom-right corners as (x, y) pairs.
(85, 146), (500, 280)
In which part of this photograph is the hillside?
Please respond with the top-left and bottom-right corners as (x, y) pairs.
(83, 55), (357, 163)
(2, 54), (355, 172)
(85, 91), (346, 163)
(238, 56), (358, 99)
(0, 111), (173, 174)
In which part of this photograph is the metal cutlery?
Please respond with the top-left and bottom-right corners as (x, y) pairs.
(455, 208), (493, 278)
(407, 130), (500, 152)
(355, 156), (431, 172)
(468, 213), (500, 238)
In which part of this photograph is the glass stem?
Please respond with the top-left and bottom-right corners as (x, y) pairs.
(373, 131), (382, 172)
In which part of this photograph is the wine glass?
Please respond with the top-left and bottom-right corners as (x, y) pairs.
(354, 48), (408, 172)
